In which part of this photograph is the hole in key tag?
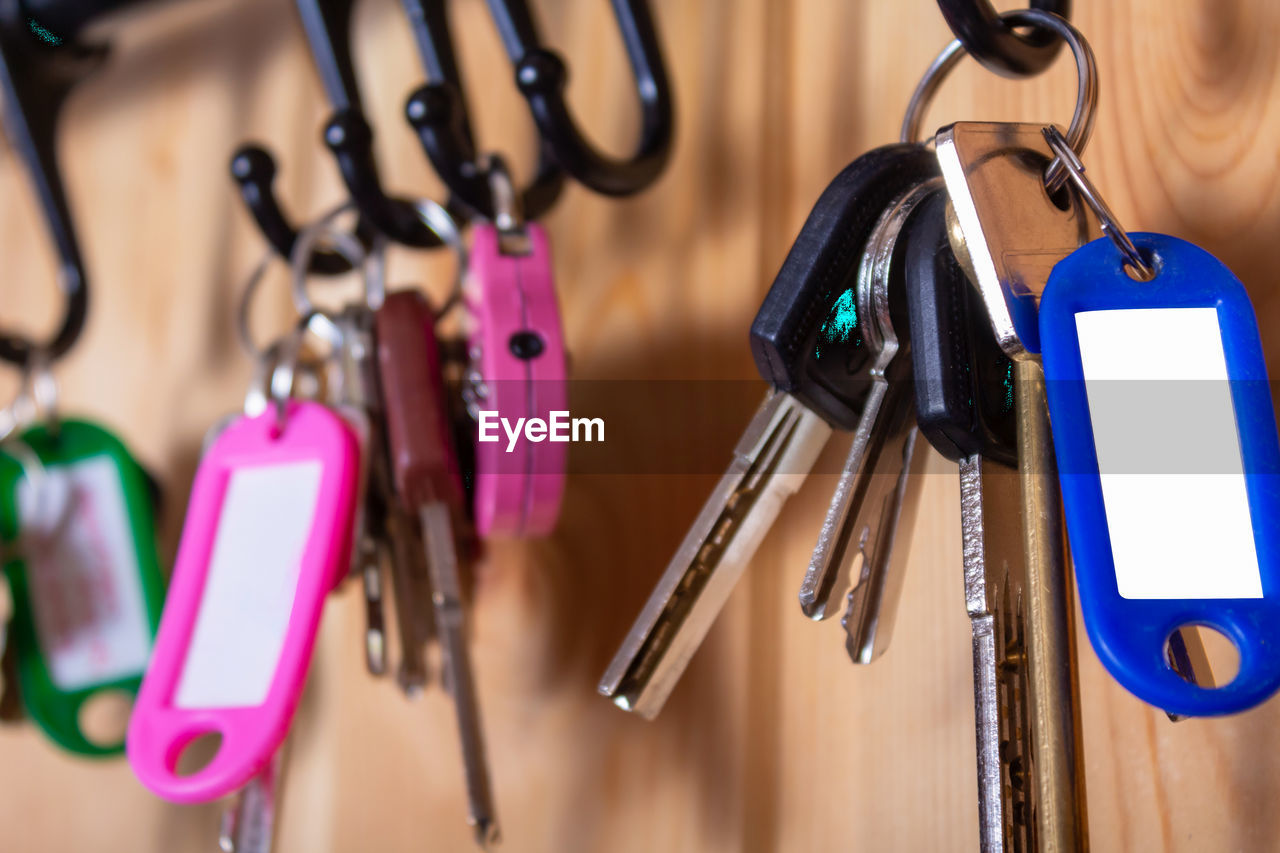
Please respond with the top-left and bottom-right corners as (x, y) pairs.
(465, 222), (567, 538)
(1040, 233), (1280, 716)
(126, 400), (359, 801)
(0, 420), (166, 756)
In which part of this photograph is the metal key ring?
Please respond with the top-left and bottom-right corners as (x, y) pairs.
(900, 8), (1097, 192)
(411, 197), (468, 317)
(238, 247), (348, 359)
(237, 204), (375, 360)
(486, 154), (523, 233)
(0, 350), (60, 442)
(1041, 125), (1155, 281)
(0, 437), (73, 564)
(266, 311), (319, 435)
(289, 204), (387, 321)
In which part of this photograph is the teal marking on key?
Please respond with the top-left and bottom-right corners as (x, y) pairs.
(27, 19), (62, 45)
(815, 288), (859, 359)
(1001, 359), (1014, 414)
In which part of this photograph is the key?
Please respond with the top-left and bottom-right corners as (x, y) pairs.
(0, 420), (166, 756)
(601, 143), (940, 718)
(959, 455), (1029, 851)
(328, 308), (390, 678)
(938, 121), (1091, 851)
(1037, 130), (1280, 716)
(904, 188), (1033, 849)
(330, 306), (431, 690)
(355, 534), (387, 677)
(800, 178), (938, 663)
(599, 391), (830, 717)
(376, 290), (499, 848)
(384, 507), (435, 694)
(219, 745), (287, 853)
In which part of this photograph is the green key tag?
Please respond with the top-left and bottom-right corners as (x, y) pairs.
(0, 420), (165, 755)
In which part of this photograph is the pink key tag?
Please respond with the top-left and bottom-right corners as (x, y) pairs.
(126, 401), (359, 803)
(467, 223), (568, 537)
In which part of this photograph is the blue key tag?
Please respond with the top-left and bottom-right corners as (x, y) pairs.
(1040, 232), (1280, 716)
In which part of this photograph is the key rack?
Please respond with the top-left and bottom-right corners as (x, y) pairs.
(236, 0), (673, 270)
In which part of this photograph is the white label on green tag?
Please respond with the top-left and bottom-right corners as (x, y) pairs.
(20, 455), (152, 690)
(174, 460), (322, 709)
(1075, 307), (1262, 600)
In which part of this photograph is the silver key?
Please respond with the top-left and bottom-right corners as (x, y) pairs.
(420, 504), (500, 848)
(801, 179), (937, 662)
(599, 391), (831, 719)
(331, 307), (431, 690)
(959, 453), (1031, 850)
(219, 747), (286, 853)
(939, 122), (1091, 851)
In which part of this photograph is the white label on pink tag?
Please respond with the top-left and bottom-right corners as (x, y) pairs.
(174, 460), (322, 709)
(20, 456), (151, 691)
(1075, 307), (1262, 600)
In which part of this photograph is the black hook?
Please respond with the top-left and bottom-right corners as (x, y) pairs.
(299, 0), (449, 249)
(935, 0), (1071, 78)
(229, 144), (379, 276)
(400, 0), (564, 222)
(0, 0), (104, 365)
(231, 0), (451, 269)
(485, 0), (674, 198)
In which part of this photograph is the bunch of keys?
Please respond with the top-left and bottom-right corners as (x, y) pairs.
(127, 198), (506, 848)
(597, 10), (1097, 848)
(604, 6), (1280, 850)
(300, 201), (502, 847)
(0, 352), (166, 757)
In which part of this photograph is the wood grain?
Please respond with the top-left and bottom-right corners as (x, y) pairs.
(0, 0), (1277, 850)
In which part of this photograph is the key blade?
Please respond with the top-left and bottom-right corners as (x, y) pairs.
(219, 748), (286, 853)
(360, 539), (387, 676)
(841, 415), (926, 663)
(800, 381), (890, 619)
(385, 509), (431, 693)
(1014, 359), (1086, 850)
(803, 178), (936, 622)
(959, 453), (1031, 851)
(599, 391), (831, 719)
(420, 503), (499, 848)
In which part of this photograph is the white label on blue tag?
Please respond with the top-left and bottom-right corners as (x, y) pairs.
(1075, 307), (1262, 599)
(19, 456), (152, 690)
(175, 460), (322, 709)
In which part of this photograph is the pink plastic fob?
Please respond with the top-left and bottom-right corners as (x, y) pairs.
(126, 401), (359, 803)
(467, 223), (568, 537)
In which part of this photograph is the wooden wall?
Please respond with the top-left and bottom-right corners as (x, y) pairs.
(1, 0), (1278, 849)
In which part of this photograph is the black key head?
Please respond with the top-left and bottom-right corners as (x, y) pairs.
(750, 144), (940, 430)
(904, 190), (1017, 466)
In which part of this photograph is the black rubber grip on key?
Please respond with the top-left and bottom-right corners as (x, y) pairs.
(904, 190), (1018, 466)
(749, 143), (940, 430)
